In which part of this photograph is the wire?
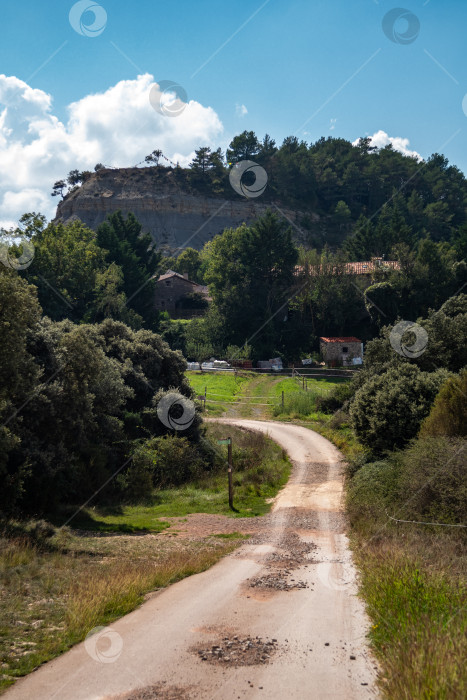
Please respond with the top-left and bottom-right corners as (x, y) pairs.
(207, 399), (273, 406)
(385, 510), (466, 528)
(207, 393), (276, 399)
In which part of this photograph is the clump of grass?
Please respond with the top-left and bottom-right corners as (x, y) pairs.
(273, 391), (319, 417)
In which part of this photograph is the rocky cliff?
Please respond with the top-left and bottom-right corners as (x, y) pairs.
(54, 167), (320, 251)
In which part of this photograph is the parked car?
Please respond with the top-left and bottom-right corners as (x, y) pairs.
(213, 360), (231, 369)
(186, 361), (201, 370)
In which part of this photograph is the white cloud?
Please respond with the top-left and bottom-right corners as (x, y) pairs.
(0, 73), (224, 228)
(236, 103), (248, 117)
(353, 130), (422, 160)
(329, 118), (337, 131)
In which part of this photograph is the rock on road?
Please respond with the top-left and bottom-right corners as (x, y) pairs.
(4, 420), (379, 700)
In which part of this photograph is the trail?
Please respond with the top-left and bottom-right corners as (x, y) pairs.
(4, 420), (378, 700)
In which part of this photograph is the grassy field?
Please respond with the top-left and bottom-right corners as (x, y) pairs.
(354, 531), (466, 699)
(187, 370), (345, 418)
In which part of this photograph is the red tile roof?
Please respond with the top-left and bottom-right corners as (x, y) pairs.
(294, 259), (400, 276)
(320, 337), (361, 343)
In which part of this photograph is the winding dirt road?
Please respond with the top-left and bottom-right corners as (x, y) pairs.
(4, 420), (379, 700)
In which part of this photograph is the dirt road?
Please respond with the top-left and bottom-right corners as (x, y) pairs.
(4, 420), (379, 700)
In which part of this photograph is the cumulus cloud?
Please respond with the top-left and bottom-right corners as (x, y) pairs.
(353, 130), (422, 160)
(236, 103), (248, 117)
(0, 73), (224, 228)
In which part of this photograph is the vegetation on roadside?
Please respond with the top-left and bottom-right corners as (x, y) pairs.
(0, 525), (238, 693)
(309, 296), (467, 699)
(0, 422), (289, 693)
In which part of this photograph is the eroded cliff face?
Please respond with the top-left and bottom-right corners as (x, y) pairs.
(54, 168), (318, 250)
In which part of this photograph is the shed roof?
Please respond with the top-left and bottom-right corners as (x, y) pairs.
(320, 336), (361, 343)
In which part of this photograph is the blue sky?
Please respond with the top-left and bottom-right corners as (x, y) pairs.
(1, 0), (466, 225)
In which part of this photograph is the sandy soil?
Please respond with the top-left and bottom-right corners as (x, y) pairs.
(3, 420), (379, 700)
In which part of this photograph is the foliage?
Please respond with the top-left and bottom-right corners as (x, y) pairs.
(0, 270), (196, 514)
(96, 211), (160, 327)
(363, 293), (467, 375)
(203, 210), (298, 358)
(131, 434), (204, 489)
(419, 370), (467, 437)
(349, 364), (450, 454)
(315, 381), (355, 413)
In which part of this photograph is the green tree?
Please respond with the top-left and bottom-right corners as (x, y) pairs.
(29, 219), (108, 320)
(204, 211), (298, 357)
(349, 364), (449, 454)
(175, 247), (203, 282)
(0, 270), (42, 509)
(364, 281), (399, 325)
(96, 211), (161, 327)
(226, 131), (260, 163)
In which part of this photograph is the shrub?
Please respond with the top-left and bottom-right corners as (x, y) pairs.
(131, 435), (204, 488)
(347, 436), (466, 527)
(419, 370), (467, 437)
(315, 382), (354, 413)
(347, 458), (401, 527)
(398, 436), (466, 524)
(349, 364), (450, 454)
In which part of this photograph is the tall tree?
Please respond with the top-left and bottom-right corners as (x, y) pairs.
(226, 131), (260, 163)
(96, 212), (161, 327)
(204, 210), (298, 357)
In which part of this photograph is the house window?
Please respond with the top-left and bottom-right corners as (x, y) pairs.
(165, 280), (171, 286)
(342, 346), (348, 353)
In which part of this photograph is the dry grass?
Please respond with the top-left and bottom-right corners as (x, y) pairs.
(0, 530), (237, 693)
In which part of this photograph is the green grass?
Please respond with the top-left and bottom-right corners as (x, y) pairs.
(187, 370), (345, 418)
(213, 532), (250, 539)
(187, 370), (252, 415)
(55, 506), (171, 534)
(52, 424), (291, 532)
(353, 534), (466, 699)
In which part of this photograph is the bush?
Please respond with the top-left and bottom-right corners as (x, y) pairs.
(315, 382), (354, 413)
(347, 436), (466, 527)
(398, 437), (466, 524)
(349, 364), (450, 454)
(131, 435), (204, 488)
(419, 370), (467, 437)
(347, 458), (401, 527)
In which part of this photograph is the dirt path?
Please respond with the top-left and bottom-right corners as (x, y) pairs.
(4, 421), (379, 700)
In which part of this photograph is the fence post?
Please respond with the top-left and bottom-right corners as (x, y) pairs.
(228, 438), (234, 510)
(281, 390), (284, 411)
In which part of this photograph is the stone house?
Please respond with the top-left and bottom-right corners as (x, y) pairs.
(154, 270), (211, 317)
(319, 337), (363, 367)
